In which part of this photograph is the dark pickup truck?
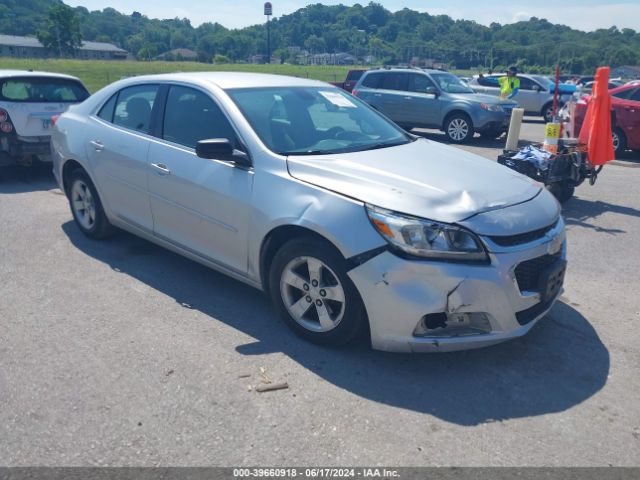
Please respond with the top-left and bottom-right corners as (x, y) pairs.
(330, 69), (366, 93)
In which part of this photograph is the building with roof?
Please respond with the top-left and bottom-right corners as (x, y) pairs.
(0, 35), (128, 60)
(157, 48), (198, 61)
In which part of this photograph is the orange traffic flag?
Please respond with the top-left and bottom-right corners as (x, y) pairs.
(578, 66), (615, 165)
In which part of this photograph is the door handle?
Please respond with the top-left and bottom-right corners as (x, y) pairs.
(150, 163), (171, 175)
(89, 140), (104, 151)
(403, 96), (413, 100)
(373, 93), (382, 97)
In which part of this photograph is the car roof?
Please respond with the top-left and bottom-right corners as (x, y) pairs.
(364, 68), (444, 75)
(116, 72), (329, 90)
(610, 83), (637, 94)
(0, 69), (83, 82)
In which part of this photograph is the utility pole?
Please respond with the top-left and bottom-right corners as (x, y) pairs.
(264, 2), (272, 64)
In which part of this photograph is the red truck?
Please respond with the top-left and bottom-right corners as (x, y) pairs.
(331, 69), (366, 93)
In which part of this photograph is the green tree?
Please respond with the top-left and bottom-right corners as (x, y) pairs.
(37, 4), (82, 57)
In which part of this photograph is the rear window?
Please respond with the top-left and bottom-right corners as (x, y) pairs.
(346, 70), (365, 82)
(0, 77), (89, 103)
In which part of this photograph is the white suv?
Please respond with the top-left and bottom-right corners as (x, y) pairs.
(468, 74), (573, 123)
(0, 70), (89, 167)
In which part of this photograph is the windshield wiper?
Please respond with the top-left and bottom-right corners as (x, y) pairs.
(357, 140), (410, 151)
(284, 150), (332, 156)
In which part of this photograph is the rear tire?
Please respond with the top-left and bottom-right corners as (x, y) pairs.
(444, 113), (474, 143)
(67, 168), (114, 239)
(269, 236), (366, 347)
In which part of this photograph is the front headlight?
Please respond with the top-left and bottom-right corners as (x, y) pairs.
(366, 204), (488, 262)
(480, 103), (504, 112)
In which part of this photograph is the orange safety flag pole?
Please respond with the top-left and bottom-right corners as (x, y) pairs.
(578, 66), (615, 166)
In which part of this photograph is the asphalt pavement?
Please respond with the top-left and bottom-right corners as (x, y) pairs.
(1, 119), (639, 466)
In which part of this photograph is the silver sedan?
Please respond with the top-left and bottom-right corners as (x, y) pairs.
(51, 72), (566, 352)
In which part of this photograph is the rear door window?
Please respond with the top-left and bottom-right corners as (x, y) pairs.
(380, 73), (409, 92)
(112, 85), (159, 135)
(97, 93), (117, 122)
(0, 77), (89, 103)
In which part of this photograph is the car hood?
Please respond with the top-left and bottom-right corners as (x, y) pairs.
(287, 138), (545, 228)
(449, 92), (516, 106)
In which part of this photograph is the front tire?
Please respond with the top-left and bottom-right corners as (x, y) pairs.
(67, 168), (114, 239)
(479, 127), (504, 140)
(269, 237), (366, 346)
(444, 113), (474, 143)
(613, 128), (626, 157)
(547, 181), (575, 203)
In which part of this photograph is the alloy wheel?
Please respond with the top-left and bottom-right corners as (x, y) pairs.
(279, 256), (346, 333)
(71, 180), (96, 230)
(447, 118), (469, 142)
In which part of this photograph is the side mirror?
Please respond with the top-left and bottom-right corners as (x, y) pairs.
(196, 138), (251, 168)
(425, 86), (439, 96)
(532, 84), (542, 92)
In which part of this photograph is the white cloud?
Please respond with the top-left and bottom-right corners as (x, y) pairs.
(512, 12), (532, 23)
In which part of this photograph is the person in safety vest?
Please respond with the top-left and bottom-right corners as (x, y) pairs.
(499, 66), (520, 99)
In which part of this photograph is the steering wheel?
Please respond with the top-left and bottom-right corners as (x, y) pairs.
(325, 126), (346, 139)
(335, 130), (369, 141)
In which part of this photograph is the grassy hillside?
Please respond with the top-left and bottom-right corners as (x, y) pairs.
(0, 58), (355, 92)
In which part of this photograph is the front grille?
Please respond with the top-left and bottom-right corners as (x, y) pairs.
(514, 252), (561, 292)
(489, 219), (558, 247)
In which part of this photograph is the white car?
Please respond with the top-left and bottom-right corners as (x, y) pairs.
(0, 70), (89, 167)
(468, 74), (573, 123)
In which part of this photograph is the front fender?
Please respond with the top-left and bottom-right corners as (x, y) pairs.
(248, 162), (387, 282)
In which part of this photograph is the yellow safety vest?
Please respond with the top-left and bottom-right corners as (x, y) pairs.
(499, 76), (520, 97)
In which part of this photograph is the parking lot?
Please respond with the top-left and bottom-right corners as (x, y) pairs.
(1, 119), (639, 466)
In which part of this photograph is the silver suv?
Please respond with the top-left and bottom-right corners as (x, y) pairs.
(52, 72), (565, 353)
(468, 74), (573, 123)
(353, 68), (517, 143)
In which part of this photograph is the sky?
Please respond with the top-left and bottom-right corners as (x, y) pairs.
(64, 0), (640, 32)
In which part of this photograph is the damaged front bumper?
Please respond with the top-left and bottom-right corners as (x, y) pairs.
(348, 219), (566, 353)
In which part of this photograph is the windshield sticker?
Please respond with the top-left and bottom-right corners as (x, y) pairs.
(320, 91), (357, 108)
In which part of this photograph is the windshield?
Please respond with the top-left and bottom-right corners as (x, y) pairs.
(430, 73), (475, 94)
(0, 77), (89, 103)
(227, 87), (411, 155)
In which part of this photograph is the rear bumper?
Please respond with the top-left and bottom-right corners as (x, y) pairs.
(0, 134), (52, 160)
